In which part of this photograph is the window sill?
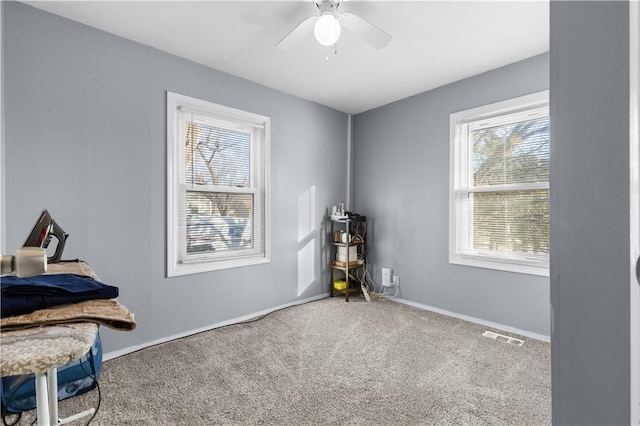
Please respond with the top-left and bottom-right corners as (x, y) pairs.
(167, 256), (270, 277)
(449, 254), (549, 277)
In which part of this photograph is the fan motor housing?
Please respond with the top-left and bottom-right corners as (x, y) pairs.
(315, 0), (340, 13)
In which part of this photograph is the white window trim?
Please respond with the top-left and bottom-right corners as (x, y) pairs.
(167, 92), (270, 277)
(449, 91), (550, 277)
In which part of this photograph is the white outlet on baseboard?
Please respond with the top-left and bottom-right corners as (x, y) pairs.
(382, 267), (392, 287)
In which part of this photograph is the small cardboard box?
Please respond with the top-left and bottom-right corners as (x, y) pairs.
(337, 246), (357, 262)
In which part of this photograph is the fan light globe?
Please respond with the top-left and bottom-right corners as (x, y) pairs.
(314, 14), (341, 46)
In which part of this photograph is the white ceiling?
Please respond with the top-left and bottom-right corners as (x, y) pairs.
(24, 1), (549, 114)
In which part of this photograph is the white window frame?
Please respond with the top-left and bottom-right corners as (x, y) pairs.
(449, 91), (549, 276)
(167, 92), (270, 277)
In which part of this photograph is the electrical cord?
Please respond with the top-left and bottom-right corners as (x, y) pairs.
(79, 346), (101, 425)
(361, 264), (399, 300)
(1, 376), (30, 426)
(3, 294), (345, 425)
(1, 407), (21, 426)
(118, 296), (330, 361)
(381, 283), (399, 298)
(365, 267), (381, 294)
(362, 265), (381, 294)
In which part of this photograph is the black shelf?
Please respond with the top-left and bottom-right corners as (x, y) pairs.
(329, 216), (367, 302)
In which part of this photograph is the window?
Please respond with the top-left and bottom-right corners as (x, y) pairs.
(167, 92), (270, 277)
(450, 91), (549, 276)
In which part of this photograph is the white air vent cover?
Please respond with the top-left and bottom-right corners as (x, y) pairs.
(482, 330), (524, 346)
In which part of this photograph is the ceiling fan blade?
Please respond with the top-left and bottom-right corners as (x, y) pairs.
(277, 16), (318, 49)
(339, 12), (391, 49)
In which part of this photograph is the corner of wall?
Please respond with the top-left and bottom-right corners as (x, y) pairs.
(346, 113), (352, 211)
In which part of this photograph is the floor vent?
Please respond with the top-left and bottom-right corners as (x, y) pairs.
(482, 330), (524, 346)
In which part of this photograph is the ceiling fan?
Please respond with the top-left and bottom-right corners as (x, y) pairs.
(277, 0), (392, 50)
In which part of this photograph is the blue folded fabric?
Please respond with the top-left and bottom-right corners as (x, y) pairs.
(1, 273), (119, 318)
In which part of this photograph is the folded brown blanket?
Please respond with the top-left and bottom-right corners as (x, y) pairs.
(0, 299), (136, 332)
(45, 261), (100, 280)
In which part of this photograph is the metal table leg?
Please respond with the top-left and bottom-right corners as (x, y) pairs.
(47, 368), (58, 423)
(35, 371), (51, 426)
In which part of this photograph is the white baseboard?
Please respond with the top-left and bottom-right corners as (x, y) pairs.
(386, 296), (550, 343)
(103, 292), (331, 361)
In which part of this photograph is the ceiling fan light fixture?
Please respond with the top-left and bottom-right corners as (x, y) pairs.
(314, 13), (341, 46)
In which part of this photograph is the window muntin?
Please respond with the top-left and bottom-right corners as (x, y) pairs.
(167, 92), (270, 276)
(450, 92), (549, 276)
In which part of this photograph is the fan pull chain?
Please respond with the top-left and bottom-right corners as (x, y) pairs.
(326, 42), (338, 61)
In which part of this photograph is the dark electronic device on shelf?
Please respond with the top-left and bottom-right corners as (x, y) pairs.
(23, 209), (68, 264)
(346, 211), (366, 221)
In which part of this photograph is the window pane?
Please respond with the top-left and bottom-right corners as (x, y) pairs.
(185, 121), (250, 188)
(473, 116), (549, 186)
(186, 191), (253, 255)
(472, 189), (549, 255)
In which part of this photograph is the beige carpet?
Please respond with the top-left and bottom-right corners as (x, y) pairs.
(13, 297), (551, 425)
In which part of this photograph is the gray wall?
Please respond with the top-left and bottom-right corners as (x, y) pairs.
(3, 2), (347, 354)
(550, 1), (631, 424)
(0, 1), (4, 254)
(352, 54), (550, 337)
